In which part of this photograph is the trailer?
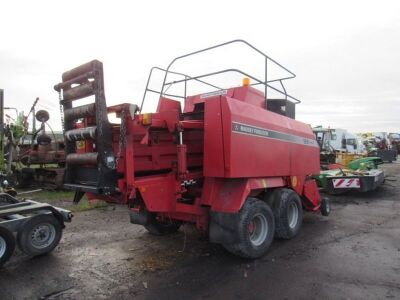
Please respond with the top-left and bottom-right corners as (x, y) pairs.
(313, 125), (385, 194)
(54, 40), (329, 258)
(314, 168), (385, 194)
(0, 193), (72, 267)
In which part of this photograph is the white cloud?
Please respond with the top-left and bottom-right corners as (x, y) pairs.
(0, 0), (399, 132)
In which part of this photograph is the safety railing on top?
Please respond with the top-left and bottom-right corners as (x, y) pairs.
(140, 39), (301, 112)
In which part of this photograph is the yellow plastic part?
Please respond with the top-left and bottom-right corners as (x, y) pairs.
(242, 77), (250, 86)
(142, 113), (152, 125)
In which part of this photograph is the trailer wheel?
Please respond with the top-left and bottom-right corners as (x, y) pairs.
(0, 226), (16, 267)
(320, 197), (331, 216)
(17, 214), (63, 256)
(223, 198), (275, 259)
(144, 215), (181, 236)
(273, 189), (303, 240)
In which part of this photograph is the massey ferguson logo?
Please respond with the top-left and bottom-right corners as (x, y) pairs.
(232, 121), (318, 148)
(232, 123), (269, 137)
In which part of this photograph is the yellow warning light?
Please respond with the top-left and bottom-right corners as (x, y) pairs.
(142, 113), (152, 125)
(242, 77), (250, 86)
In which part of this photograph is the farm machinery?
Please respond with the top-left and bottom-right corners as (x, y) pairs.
(54, 40), (329, 258)
(1, 94), (66, 190)
(313, 127), (385, 194)
(14, 107), (66, 189)
(0, 90), (72, 267)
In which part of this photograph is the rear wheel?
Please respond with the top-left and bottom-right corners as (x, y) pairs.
(223, 198), (275, 259)
(272, 189), (303, 239)
(0, 226), (16, 267)
(144, 215), (181, 236)
(17, 214), (63, 256)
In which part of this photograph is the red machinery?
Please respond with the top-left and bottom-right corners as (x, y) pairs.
(54, 40), (329, 258)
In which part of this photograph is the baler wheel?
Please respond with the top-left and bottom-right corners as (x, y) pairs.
(223, 198), (275, 259)
(273, 189), (303, 240)
(17, 214), (63, 256)
(144, 216), (181, 236)
(0, 226), (16, 267)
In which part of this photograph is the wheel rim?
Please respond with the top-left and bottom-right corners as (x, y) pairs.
(248, 213), (268, 247)
(288, 202), (299, 229)
(29, 223), (56, 249)
(0, 236), (6, 257)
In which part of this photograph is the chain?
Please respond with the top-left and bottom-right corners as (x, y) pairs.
(58, 89), (65, 133)
(115, 109), (127, 166)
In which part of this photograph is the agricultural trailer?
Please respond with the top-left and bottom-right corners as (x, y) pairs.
(0, 92), (72, 267)
(314, 157), (385, 194)
(0, 192), (72, 267)
(313, 126), (385, 194)
(54, 40), (329, 258)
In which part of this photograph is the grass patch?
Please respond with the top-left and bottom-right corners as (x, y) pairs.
(19, 190), (109, 212)
(69, 199), (109, 212)
(21, 190), (75, 201)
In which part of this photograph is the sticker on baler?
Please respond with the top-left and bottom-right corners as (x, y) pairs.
(332, 178), (361, 189)
(200, 89), (227, 99)
(231, 122), (319, 148)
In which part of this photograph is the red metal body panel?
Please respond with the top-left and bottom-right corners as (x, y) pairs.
(203, 98), (225, 177)
(81, 86), (322, 228)
(201, 177), (286, 213)
(220, 95), (319, 178)
(302, 179), (321, 211)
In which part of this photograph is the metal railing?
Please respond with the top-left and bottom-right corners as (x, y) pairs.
(141, 39), (301, 112)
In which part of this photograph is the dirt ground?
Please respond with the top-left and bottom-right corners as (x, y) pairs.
(0, 161), (399, 300)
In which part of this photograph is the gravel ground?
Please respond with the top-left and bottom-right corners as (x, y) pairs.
(0, 161), (399, 300)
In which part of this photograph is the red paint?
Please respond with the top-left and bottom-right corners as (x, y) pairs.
(82, 86), (323, 229)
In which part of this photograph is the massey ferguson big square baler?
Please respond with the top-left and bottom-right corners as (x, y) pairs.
(54, 40), (329, 258)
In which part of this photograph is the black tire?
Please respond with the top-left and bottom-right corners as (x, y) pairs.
(223, 198), (275, 259)
(144, 215), (181, 236)
(0, 226), (16, 267)
(269, 189), (303, 240)
(17, 214), (63, 256)
(320, 197), (331, 216)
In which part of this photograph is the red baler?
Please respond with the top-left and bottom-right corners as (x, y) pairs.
(54, 40), (329, 258)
